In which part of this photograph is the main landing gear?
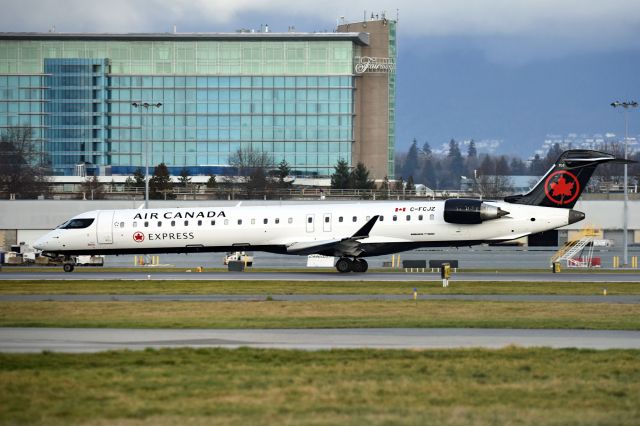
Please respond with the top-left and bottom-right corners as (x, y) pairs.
(335, 257), (368, 273)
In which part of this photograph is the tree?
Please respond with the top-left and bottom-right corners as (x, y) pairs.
(206, 175), (217, 189)
(229, 148), (275, 198)
(79, 176), (105, 200)
(331, 159), (351, 189)
(421, 156), (437, 189)
(446, 139), (465, 189)
(544, 143), (563, 170)
(402, 139), (420, 179)
(378, 175), (391, 199)
(529, 154), (546, 175)
(405, 175), (415, 194)
(495, 156), (511, 176)
(422, 141), (432, 157)
(509, 157), (527, 175)
(0, 126), (50, 199)
(350, 162), (375, 190)
(149, 163), (175, 200)
(394, 176), (404, 191)
(133, 168), (145, 187)
(178, 167), (192, 187)
(467, 139), (477, 158)
(274, 159), (292, 188)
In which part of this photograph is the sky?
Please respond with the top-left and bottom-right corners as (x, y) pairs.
(1, 0), (639, 157)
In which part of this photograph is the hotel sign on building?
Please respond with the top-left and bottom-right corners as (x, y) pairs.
(0, 18), (396, 179)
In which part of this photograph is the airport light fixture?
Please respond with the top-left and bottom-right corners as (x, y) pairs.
(131, 102), (163, 209)
(610, 100), (638, 266)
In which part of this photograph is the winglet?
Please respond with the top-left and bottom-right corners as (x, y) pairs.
(351, 215), (379, 239)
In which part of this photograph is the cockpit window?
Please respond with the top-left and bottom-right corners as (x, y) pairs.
(61, 218), (94, 229)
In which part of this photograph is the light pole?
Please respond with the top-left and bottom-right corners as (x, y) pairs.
(610, 100), (638, 266)
(131, 102), (162, 209)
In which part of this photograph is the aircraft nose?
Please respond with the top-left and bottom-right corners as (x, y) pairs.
(568, 209), (585, 225)
(33, 235), (49, 250)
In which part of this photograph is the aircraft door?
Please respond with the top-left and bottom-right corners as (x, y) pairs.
(96, 211), (114, 244)
(323, 213), (332, 232)
(306, 214), (315, 233)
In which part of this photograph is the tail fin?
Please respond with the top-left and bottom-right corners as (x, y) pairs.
(504, 150), (633, 208)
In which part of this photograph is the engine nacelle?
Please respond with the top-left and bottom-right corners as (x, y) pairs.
(443, 199), (510, 224)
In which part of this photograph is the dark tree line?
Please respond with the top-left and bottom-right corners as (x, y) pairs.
(0, 126), (50, 199)
(393, 139), (634, 191)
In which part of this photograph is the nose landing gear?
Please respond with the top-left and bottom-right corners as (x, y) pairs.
(62, 256), (76, 273)
(335, 257), (368, 273)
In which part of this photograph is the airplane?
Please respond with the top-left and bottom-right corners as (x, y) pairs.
(34, 150), (631, 273)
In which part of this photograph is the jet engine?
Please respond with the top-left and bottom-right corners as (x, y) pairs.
(443, 199), (510, 224)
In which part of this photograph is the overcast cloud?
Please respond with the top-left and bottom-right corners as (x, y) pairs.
(2, 0), (639, 58)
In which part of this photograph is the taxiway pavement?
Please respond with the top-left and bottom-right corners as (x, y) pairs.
(1, 327), (639, 352)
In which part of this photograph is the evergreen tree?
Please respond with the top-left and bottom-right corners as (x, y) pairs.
(422, 141), (432, 157)
(275, 159), (292, 187)
(544, 143), (563, 170)
(467, 139), (477, 158)
(330, 159), (351, 189)
(178, 167), (191, 187)
(402, 139), (420, 179)
(394, 176), (404, 191)
(0, 125), (50, 199)
(378, 175), (391, 199)
(446, 139), (464, 189)
(206, 175), (217, 189)
(350, 162), (375, 189)
(133, 168), (145, 187)
(421, 157), (437, 189)
(509, 157), (527, 175)
(495, 156), (511, 175)
(149, 163), (175, 199)
(478, 154), (495, 175)
(529, 154), (546, 175)
(405, 175), (415, 193)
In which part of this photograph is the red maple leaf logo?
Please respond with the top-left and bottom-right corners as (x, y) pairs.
(133, 232), (145, 242)
(550, 176), (574, 197)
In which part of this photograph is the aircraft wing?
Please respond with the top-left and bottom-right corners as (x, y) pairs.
(285, 215), (381, 257)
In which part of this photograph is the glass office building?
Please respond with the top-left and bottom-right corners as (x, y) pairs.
(0, 24), (395, 178)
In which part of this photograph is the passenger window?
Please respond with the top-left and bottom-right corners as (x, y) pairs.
(352, 216), (357, 222)
(379, 216), (384, 222)
(144, 221), (149, 227)
(430, 214), (435, 220)
(211, 220), (215, 225)
(238, 219), (242, 225)
(406, 215), (410, 221)
(120, 222), (125, 228)
(251, 219), (255, 225)
(308, 217), (313, 223)
(224, 219), (229, 225)
(418, 215), (423, 221)
(275, 218), (280, 224)
(339, 217), (343, 222)
(288, 218), (293, 224)
(171, 221), (175, 226)
(393, 215), (397, 221)
(198, 220), (202, 226)
(366, 216), (370, 221)
(325, 217), (330, 223)
(133, 221), (137, 228)
(157, 221), (162, 227)
(184, 220), (189, 226)
(263, 218), (268, 224)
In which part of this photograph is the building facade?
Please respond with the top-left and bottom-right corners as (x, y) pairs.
(0, 19), (396, 178)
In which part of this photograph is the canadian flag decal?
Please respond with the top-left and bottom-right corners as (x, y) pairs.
(395, 207), (406, 212)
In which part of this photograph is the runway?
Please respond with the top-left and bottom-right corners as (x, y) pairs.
(2, 294), (639, 303)
(2, 327), (639, 352)
(1, 270), (639, 282)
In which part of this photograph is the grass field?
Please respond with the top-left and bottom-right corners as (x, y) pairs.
(1, 279), (639, 295)
(1, 347), (639, 425)
(2, 300), (639, 329)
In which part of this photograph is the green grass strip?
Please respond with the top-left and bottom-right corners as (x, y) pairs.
(2, 300), (639, 330)
(1, 347), (639, 425)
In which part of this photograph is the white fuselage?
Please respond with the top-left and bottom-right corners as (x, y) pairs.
(34, 200), (573, 258)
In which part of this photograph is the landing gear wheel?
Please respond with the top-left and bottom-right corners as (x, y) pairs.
(335, 258), (353, 273)
(63, 263), (75, 273)
(354, 259), (368, 273)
